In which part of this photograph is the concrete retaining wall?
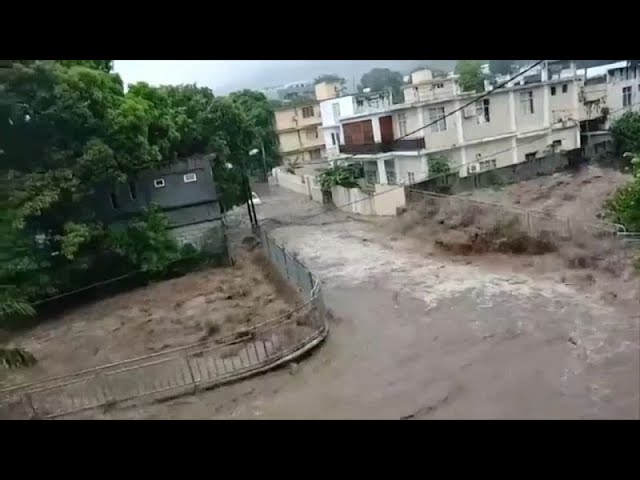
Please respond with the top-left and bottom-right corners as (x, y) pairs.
(413, 153), (570, 194)
(171, 219), (225, 253)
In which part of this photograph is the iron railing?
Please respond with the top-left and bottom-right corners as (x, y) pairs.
(340, 138), (425, 155)
(0, 226), (328, 419)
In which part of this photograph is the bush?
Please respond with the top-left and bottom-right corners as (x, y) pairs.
(611, 112), (640, 157)
(318, 164), (361, 191)
(428, 155), (450, 177)
(605, 153), (640, 231)
(107, 205), (181, 274)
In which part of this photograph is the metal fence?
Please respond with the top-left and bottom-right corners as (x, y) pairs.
(406, 189), (626, 241)
(0, 227), (328, 420)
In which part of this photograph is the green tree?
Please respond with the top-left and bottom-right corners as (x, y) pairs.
(610, 111), (640, 156)
(318, 164), (361, 191)
(604, 154), (640, 231)
(56, 60), (113, 73)
(229, 89), (279, 175)
(428, 155), (451, 176)
(0, 59), (267, 324)
(359, 68), (404, 103)
(489, 60), (514, 76)
(314, 74), (346, 85)
(455, 60), (485, 92)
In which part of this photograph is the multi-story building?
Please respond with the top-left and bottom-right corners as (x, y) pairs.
(576, 61), (640, 125)
(274, 81), (343, 164)
(321, 65), (582, 186)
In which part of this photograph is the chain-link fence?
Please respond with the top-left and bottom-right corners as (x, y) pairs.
(0, 227), (328, 420)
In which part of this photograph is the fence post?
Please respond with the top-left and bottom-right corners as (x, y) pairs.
(281, 244), (289, 280)
(22, 393), (38, 419)
(184, 355), (198, 394)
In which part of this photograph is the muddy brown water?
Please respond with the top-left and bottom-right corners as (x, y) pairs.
(87, 185), (639, 419)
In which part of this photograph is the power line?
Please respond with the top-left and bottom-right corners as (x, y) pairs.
(265, 63), (555, 217)
(395, 60), (545, 142)
(266, 95), (640, 225)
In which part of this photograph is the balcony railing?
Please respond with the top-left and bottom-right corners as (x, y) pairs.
(340, 138), (425, 155)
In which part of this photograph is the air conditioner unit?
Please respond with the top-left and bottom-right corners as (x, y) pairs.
(468, 164), (478, 173)
(463, 105), (476, 118)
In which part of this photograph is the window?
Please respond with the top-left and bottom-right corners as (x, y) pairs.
(550, 86), (556, 96)
(428, 107), (447, 132)
(183, 173), (197, 183)
(301, 106), (314, 118)
(520, 91), (534, 115)
(331, 132), (339, 146)
(332, 103), (341, 121)
(476, 98), (490, 124)
(594, 141), (607, 154)
(154, 178), (165, 188)
(310, 148), (322, 160)
(397, 113), (408, 136)
(623, 86), (632, 107)
(552, 140), (563, 150)
(128, 182), (137, 199)
(562, 84), (568, 94)
(434, 83), (444, 89)
(525, 152), (537, 162)
(407, 172), (416, 184)
(479, 159), (496, 171)
(109, 193), (119, 209)
(305, 129), (318, 140)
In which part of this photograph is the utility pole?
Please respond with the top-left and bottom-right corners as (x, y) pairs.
(261, 140), (268, 182)
(239, 156), (257, 228)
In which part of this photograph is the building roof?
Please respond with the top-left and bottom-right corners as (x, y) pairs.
(576, 60), (629, 79)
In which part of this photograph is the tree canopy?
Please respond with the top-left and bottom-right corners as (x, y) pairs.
(605, 112), (640, 232)
(359, 68), (404, 103)
(488, 60), (514, 76)
(611, 111), (640, 156)
(0, 60), (279, 324)
(455, 60), (486, 92)
(314, 74), (345, 85)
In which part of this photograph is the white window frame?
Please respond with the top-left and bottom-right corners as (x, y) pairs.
(397, 112), (408, 136)
(550, 86), (556, 96)
(331, 132), (339, 146)
(332, 102), (341, 122)
(154, 178), (166, 188)
(520, 91), (534, 115)
(183, 173), (197, 183)
(428, 107), (446, 132)
(562, 84), (568, 94)
(407, 172), (415, 184)
(622, 86), (632, 107)
(476, 98), (490, 124)
(479, 159), (497, 171)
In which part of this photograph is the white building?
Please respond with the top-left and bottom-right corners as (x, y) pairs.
(319, 89), (394, 160)
(575, 61), (640, 125)
(319, 64), (582, 186)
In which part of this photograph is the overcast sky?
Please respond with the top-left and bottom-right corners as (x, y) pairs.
(114, 60), (457, 94)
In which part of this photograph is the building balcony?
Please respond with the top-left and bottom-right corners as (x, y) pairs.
(339, 138), (425, 155)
